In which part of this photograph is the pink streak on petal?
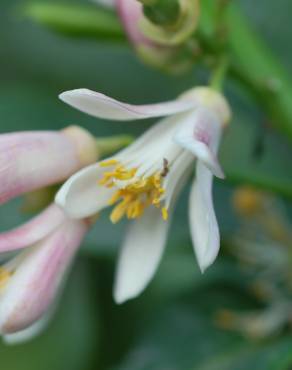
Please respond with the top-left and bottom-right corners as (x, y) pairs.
(0, 219), (88, 334)
(0, 131), (85, 205)
(174, 108), (225, 178)
(0, 204), (66, 253)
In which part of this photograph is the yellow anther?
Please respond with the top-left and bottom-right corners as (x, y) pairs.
(100, 160), (169, 223)
(162, 207), (169, 221)
(0, 267), (11, 290)
(100, 159), (119, 167)
(110, 199), (129, 224)
(108, 190), (124, 206)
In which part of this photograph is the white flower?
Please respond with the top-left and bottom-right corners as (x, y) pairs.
(56, 86), (231, 303)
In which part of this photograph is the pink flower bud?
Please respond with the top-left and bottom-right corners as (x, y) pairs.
(0, 217), (88, 335)
(0, 126), (98, 205)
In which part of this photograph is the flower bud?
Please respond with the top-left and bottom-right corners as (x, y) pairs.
(0, 218), (88, 335)
(140, 0), (200, 45)
(117, 0), (198, 72)
(0, 126), (98, 205)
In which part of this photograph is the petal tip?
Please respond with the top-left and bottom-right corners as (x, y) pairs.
(197, 246), (219, 274)
(113, 288), (136, 305)
(58, 88), (89, 102)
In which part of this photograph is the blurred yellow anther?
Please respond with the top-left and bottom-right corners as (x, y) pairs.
(100, 159), (119, 167)
(232, 186), (265, 216)
(162, 207), (169, 221)
(0, 267), (11, 290)
(214, 309), (237, 330)
(100, 160), (168, 222)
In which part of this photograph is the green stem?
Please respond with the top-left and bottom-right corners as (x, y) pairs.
(210, 56), (229, 91)
(96, 135), (134, 158)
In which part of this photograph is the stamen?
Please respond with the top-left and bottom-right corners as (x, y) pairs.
(99, 160), (169, 222)
(0, 267), (11, 290)
(100, 159), (119, 167)
(162, 207), (169, 221)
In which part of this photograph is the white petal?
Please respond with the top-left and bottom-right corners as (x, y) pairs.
(55, 163), (114, 219)
(163, 150), (194, 209)
(59, 89), (194, 121)
(174, 107), (224, 178)
(117, 113), (184, 167)
(189, 162), (220, 272)
(114, 207), (169, 303)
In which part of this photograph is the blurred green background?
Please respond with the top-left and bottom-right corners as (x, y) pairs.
(1, 0), (292, 369)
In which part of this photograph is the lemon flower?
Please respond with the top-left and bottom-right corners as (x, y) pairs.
(56, 86), (231, 303)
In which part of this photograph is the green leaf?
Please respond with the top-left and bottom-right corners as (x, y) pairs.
(24, 2), (125, 41)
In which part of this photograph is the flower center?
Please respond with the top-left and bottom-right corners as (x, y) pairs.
(0, 267), (11, 290)
(99, 159), (169, 223)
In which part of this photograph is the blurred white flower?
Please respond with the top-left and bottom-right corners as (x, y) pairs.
(56, 86), (231, 303)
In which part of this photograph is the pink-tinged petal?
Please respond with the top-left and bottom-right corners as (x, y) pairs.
(114, 207), (169, 304)
(55, 163), (114, 219)
(174, 107), (225, 178)
(2, 310), (52, 345)
(0, 219), (88, 334)
(0, 126), (97, 205)
(59, 89), (194, 121)
(0, 204), (65, 253)
(116, 0), (150, 45)
(189, 162), (220, 272)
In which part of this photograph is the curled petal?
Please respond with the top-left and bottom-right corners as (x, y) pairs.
(114, 207), (169, 304)
(59, 89), (194, 121)
(174, 107), (224, 178)
(0, 204), (66, 253)
(189, 162), (220, 272)
(0, 219), (87, 334)
(0, 127), (97, 205)
(55, 163), (114, 219)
